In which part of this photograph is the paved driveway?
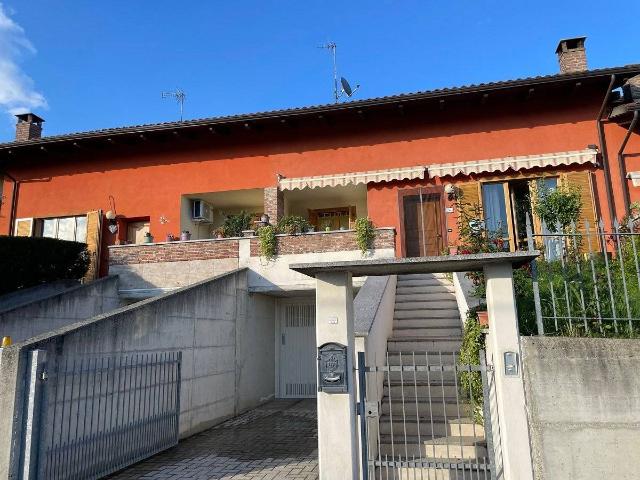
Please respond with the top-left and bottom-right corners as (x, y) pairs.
(110, 399), (318, 479)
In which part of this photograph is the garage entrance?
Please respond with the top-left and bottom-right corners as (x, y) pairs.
(276, 299), (317, 398)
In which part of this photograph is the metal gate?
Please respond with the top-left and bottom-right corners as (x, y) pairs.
(278, 301), (317, 398)
(357, 350), (499, 480)
(31, 351), (181, 479)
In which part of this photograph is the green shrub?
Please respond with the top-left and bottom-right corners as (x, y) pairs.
(458, 306), (486, 424)
(532, 180), (581, 232)
(222, 211), (253, 237)
(277, 215), (311, 235)
(0, 236), (89, 295)
(257, 225), (277, 260)
(354, 217), (376, 255)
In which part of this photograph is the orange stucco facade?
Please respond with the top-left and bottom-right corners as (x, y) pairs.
(1, 82), (639, 264)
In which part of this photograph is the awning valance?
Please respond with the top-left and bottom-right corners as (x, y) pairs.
(427, 149), (598, 178)
(278, 166), (426, 190)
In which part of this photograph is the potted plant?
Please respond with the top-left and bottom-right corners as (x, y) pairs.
(277, 215), (311, 235)
(306, 225), (315, 233)
(260, 213), (270, 224)
(144, 232), (154, 244)
(180, 230), (191, 241)
(166, 233), (175, 242)
(477, 310), (489, 327)
(213, 227), (224, 239)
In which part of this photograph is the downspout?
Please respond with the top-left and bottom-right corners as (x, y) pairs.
(596, 74), (617, 227)
(617, 110), (639, 216)
(0, 170), (18, 235)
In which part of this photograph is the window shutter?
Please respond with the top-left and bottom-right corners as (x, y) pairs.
(84, 210), (103, 281)
(14, 218), (33, 237)
(457, 181), (481, 208)
(559, 171), (599, 251)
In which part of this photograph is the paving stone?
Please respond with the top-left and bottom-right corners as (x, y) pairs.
(108, 399), (318, 480)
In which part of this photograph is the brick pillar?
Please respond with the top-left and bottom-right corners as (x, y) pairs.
(263, 187), (284, 224)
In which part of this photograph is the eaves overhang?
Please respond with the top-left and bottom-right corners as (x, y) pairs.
(1, 64), (639, 159)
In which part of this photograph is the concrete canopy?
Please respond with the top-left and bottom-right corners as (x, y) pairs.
(290, 251), (540, 277)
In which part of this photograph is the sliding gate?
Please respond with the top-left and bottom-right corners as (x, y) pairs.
(357, 351), (499, 480)
(25, 351), (182, 479)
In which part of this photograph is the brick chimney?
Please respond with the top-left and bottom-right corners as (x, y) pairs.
(15, 113), (44, 141)
(556, 37), (588, 74)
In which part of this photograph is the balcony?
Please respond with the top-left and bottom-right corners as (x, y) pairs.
(108, 227), (395, 298)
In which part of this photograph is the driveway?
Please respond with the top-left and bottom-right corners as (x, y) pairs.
(109, 399), (318, 479)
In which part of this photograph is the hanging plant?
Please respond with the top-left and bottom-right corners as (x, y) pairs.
(257, 225), (277, 260)
(354, 217), (376, 255)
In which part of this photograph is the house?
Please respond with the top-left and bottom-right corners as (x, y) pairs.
(0, 37), (639, 400)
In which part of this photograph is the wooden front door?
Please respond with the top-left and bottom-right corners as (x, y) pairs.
(402, 192), (444, 257)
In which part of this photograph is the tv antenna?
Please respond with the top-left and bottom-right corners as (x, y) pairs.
(162, 89), (186, 121)
(318, 42), (360, 103)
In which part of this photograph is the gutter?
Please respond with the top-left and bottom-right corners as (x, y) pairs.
(0, 170), (18, 235)
(618, 110), (639, 215)
(596, 74), (617, 227)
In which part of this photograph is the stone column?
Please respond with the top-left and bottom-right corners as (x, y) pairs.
(484, 262), (534, 480)
(263, 187), (284, 224)
(315, 271), (358, 480)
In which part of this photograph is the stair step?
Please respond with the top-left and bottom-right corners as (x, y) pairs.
(398, 273), (450, 280)
(395, 300), (458, 311)
(378, 436), (487, 460)
(373, 464), (491, 480)
(396, 285), (455, 295)
(378, 416), (483, 437)
(395, 292), (457, 302)
(396, 279), (451, 288)
(384, 383), (459, 398)
(393, 318), (461, 329)
(394, 310), (460, 319)
(386, 352), (460, 365)
(381, 398), (473, 417)
(392, 327), (462, 338)
(388, 338), (462, 352)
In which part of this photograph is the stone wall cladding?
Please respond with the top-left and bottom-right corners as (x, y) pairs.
(109, 239), (240, 265)
(263, 187), (284, 223)
(249, 228), (395, 256)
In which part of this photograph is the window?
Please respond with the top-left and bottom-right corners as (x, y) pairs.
(308, 206), (355, 231)
(35, 216), (87, 243)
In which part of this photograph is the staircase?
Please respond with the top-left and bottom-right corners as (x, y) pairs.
(376, 273), (488, 479)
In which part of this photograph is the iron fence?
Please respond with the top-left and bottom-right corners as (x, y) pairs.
(36, 351), (181, 480)
(525, 215), (640, 336)
(357, 351), (498, 480)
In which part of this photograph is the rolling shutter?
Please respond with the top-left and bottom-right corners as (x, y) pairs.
(559, 171), (599, 251)
(14, 218), (33, 237)
(84, 210), (103, 281)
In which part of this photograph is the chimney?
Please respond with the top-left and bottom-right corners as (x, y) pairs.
(556, 37), (588, 74)
(15, 113), (44, 142)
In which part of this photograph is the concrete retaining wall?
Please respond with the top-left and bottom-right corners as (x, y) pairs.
(0, 268), (275, 465)
(0, 279), (80, 312)
(0, 276), (121, 343)
(521, 336), (640, 480)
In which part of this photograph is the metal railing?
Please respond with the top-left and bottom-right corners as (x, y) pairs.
(36, 351), (182, 479)
(357, 350), (498, 480)
(525, 215), (640, 336)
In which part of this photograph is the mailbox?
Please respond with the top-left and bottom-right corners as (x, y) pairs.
(317, 343), (348, 393)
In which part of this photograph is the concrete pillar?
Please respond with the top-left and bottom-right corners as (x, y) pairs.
(0, 347), (21, 479)
(484, 262), (534, 480)
(315, 271), (358, 480)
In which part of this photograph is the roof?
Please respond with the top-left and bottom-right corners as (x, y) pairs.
(1, 64), (639, 153)
(290, 251), (540, 277)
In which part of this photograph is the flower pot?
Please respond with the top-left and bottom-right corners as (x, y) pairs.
(180, 231), (191, 241)
(144, 234), (154, 244)
(306, 226), (315, 233)
(166, 234), (175, 242)
(261, 213), (270, 224)
(477, 310), (489, 327)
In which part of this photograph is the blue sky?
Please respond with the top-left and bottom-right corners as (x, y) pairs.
(0, 1), (639, 141)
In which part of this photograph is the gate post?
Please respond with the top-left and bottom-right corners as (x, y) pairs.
(20, 349), (47, 480)
(484, 262), (534, 480)
(315, 271), (359, 480)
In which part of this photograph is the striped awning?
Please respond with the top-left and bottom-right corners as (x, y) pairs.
(427, 148), (598, 178)
(628, 172), (640, 187)
(278, 166), (426, 190)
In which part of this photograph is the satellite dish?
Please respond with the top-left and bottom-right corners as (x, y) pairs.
(341, 77), (353, 96)
(340, 76), (360, 98)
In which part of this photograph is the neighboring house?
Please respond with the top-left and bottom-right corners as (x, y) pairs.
(0, 37), (639, 397)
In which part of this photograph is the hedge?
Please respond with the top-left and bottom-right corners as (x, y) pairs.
(0, 236), (90, 296)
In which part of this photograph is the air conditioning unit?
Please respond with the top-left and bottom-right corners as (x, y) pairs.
(192, 199), (214, 223)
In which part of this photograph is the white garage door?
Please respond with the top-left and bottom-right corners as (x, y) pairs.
(278, 301), (317, 398)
